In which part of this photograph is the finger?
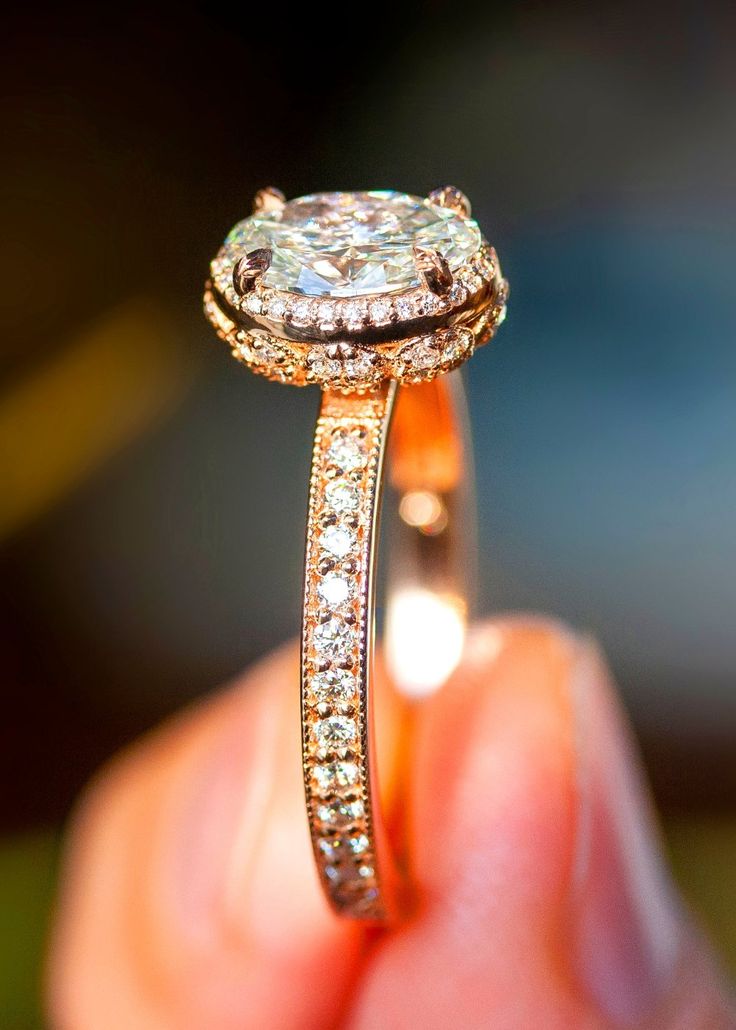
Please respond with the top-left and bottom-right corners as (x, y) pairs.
(48, 643), (368, 1030)
(347, 618), (735, 1029)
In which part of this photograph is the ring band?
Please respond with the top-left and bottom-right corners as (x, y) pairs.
(301, 373), (473, 919)
(204, 187), (507, 922)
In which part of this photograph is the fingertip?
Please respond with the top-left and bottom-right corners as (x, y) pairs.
(49, 641), (363, 1030)
(346, 617), (587, 1028)
(412, 616), (580, 920)
(349, 619), (734, 1030)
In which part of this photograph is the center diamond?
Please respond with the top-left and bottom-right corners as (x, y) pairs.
(225, 191), (481, 298)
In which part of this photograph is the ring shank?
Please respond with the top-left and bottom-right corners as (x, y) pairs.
(301, 372), (474, 921)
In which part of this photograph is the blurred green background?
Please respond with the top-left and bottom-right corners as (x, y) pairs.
(1, 2), (735, 1024)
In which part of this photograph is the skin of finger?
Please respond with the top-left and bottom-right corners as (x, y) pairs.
(47, 644), (367, 1030)
(573, 644), (736, 1030)
(48, 623), (735, 1030)
(347, 619), (735, 1030)
(346, 619), (606, 1029)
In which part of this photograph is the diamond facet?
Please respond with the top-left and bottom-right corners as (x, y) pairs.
(317, 572), (353, 606)
(343, 351), (376, 380)
(368, 297), (392, 324)
(224, 191), (481, 298)
(308, 349), (341, 380)
(310, 667), (357, 706)
(266, 295), (286, 319)
(313, 761), (360, 793)
(314, 715), (357, 748)
(347, 833), (370, 855)
(312, 617), (353, 659)
(318, 525), (354, 559)
(403, 338), (439, 370)
(327, 434), (367, 472)
(324, 479), (361, 513)
(316, 799), (365, 826)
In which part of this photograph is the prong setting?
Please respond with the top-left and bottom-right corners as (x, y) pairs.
(232, 247), (272, 295)
(206, 189), (506, 389)
(326, 342), (356, 360)
(253, 186), (286, 215)
(428, 185), (472, 218)
(413, 246), (453, 296)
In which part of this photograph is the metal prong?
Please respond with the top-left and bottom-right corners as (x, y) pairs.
(427, 185), (472, 218)
(253, 186), (286, 215)
(326, 342), (356, 360)
(414, 245), (453, 296)
(232, 247), (272, 295)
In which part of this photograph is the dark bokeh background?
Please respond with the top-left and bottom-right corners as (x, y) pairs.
(1, 2), (735, 1021)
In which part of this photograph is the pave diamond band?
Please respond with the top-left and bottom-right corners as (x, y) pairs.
(302, 389), (394, 919)
(302, 375), (474, 920)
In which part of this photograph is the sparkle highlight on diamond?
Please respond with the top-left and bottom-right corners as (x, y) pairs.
(225, 191), (481, 298)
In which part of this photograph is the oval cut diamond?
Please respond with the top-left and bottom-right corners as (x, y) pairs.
(224, 191), (481, 298)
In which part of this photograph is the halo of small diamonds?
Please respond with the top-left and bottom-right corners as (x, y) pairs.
(209, 240), (499, 340)
(204, 188), (507, 390)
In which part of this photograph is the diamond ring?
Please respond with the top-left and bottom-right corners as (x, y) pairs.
(204, 187), (508, 920)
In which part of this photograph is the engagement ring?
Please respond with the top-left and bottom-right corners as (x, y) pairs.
(204, 187), (508, 921)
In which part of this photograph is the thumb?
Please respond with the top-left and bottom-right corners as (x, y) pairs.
(346, 618), (734, 1029)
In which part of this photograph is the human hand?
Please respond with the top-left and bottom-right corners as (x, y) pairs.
(48, 619), (734, 1028)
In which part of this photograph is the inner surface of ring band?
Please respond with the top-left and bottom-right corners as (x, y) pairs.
(301, 372), (473, 921)
(386, 373), (475, 698)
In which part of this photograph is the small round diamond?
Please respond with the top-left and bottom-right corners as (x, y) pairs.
(290, 298), (313, 324)
(312, 617), (353, 659)
(324, 479), (361, 513)
(343, 300), (367, 328)
(403, 338), (440, 370)
(313, 761), (360, 793)
(394, 294), (419, 320)
(318, 837), (342, 860)
(317, 300), (337, 326)
(317, 572), (353, 606)
(250, 337), (285, 365)
(308, 349), (341, 380)
(327, 434), (367, 472)
(316, 799), (365, 826)
(347, 833), (370, 855)
(310, 667), (357, 706)
(369, 297), (392, 324)
(343, 351), (376, 381)
(266, 295), (287, 319)
(318, 525), (354, 559)
(448, 282), (467, 306)
(324, 863), (341, 883)
(441, 328), (473, 365)
(419, 292), (439, 315)
(314, 715), (357, 749)
(245, 293), (263, 315)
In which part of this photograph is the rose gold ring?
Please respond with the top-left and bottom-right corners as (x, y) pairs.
(204, 187), (508, 921)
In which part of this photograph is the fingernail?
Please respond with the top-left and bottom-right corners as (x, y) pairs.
(571, 640), (682, 1026)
